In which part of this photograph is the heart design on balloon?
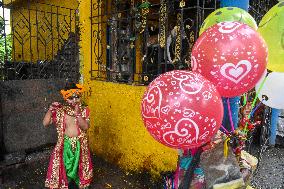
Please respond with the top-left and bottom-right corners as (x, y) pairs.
(161, 105), (171, 115)
(141, 85), (162, 119)
(220, 60), (252, 84)
(162, 118), (200, 147)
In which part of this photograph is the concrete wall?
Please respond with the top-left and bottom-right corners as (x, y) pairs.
(1, 79), (66, 152)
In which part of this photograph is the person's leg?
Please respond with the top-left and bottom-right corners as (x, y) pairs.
(222, 97), (230, 131)
(63, 136), (81, 188)
(231, 96), (241, 129)
(270, 108), (280, 146)
(222, 96), (241, 132)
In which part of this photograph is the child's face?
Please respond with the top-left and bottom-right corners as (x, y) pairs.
(66, 93), (81, 106)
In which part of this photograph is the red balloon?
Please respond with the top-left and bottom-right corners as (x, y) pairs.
(191, 21), (268, 97)
(141, 70), (223, 149)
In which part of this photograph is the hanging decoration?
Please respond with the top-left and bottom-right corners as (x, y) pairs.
(159, 0), (167, 48)
(137, 0), (151, 33)
(172, 13), (182, 65)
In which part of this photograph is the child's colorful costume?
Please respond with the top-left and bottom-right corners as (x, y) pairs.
(173, 149), (205, 189)
(45, 102), (93, 189)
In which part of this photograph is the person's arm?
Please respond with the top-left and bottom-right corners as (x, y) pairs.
(75, 104), (90, 131)
(43, 102), (60, 127)
(43, 110), (53, 127)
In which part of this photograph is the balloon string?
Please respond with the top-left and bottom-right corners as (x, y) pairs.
(223, 137), (230, 158)
(191, 148), (198, 156)
(220, 124), (230, 135)
(249, 76), (268, 119)
(243, 93), (247, 106)
(244, 75), (268, 131)
(227, 98), (235, 132)
(250, 100), (263, 118)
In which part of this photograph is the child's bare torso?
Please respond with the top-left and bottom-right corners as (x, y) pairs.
(65, 115), (79, 137)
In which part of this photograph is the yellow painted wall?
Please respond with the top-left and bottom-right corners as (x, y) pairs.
(87, 81), (177, 175)
(10, 0), (78, 62)
(78, 0), (177, 176)
(3, 0), (17, 5)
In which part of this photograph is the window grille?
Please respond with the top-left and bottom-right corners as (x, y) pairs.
(0, 0), (80, 80)
(90, 0), (278, 85)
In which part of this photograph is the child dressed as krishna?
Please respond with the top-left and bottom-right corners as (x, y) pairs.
(43, 82), (93, 189)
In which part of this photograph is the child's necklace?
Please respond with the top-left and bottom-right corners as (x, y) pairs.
(62, 105), (75, 116)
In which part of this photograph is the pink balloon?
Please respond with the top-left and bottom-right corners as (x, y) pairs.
(141, 70), (223, 149)
(191, 21), (268, 97)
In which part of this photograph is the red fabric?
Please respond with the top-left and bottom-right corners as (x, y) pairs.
(45, 104), (93, 189)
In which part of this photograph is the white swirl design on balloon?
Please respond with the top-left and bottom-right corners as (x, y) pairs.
(211, 120), (217, 128)
(141, 85), (162, 119)
(145, 121), (154, 129)
(156, 80), (166, 87)
(202, 91), (212, 100)
(171, 71), (205, 95)
(183, 108), (195, 117)
(218, 22), (242, 34)
(161, 122), (172, 130)
(199, 131), (209, 141)
(162, 118), (200, 147)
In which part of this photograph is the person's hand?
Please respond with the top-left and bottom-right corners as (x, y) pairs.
(48, 105), (54, 112)
(48, 102), (61, 112)
(74, 103), (82, 117)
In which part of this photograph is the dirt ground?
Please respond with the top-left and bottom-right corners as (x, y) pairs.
(1, 146), (284, 189)
(250, 146), (284, 189)
(1, 148), (164, 189)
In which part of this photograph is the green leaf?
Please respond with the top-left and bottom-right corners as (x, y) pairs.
(138, 2), (151, 9)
